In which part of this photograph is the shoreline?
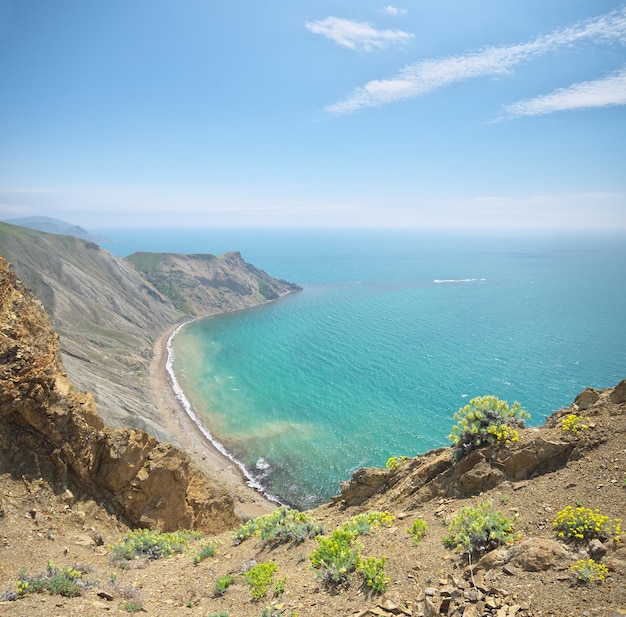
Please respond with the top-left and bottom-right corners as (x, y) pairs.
(149, 319), (278, 520)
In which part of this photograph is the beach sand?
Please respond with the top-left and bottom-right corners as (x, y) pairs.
(149, 323), (276, 520)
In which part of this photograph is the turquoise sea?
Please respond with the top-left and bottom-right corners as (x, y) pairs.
(101, 229), (626, 509)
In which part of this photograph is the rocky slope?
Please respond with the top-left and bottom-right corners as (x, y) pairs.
(0, 255), (239, 534)
(0, 222), (299, 441)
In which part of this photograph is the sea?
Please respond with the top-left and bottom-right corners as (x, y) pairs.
(99, 228), (626, 509)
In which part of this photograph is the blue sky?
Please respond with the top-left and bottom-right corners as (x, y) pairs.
(0, 1), (625, 230)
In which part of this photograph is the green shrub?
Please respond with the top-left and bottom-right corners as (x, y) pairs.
(120, 601), (144, 613)
(443, 501), (518, 559)
(193, 539), (220, 565)
(273, 576), (286, 598)
(553, 505), (621, 542)
(385, 455), (407, 471)
(570, 558), (608, 583)
(244, 561), (279, 600)
(357, 556), (389, 593)
(448, 396), (529, 460)
(408, 518), (428, 545)
(233, 506), (326, 546)
(16, 561), (90, 598)
(213, 575), (235, 597)
(309, 528), (361, 584)
(111, 529), (203, 562)
(341, 511), (395, 536)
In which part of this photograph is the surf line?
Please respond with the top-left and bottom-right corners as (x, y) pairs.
(165, 321), (284, 506)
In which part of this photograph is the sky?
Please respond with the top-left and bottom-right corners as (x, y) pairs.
(0, 0), (625, 230)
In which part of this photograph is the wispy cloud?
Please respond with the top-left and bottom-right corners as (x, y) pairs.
(500, 66), (626, 119)
(326, 6), (626, 113)
(380, 6), (407, 17)
(305, 16), (412, 52)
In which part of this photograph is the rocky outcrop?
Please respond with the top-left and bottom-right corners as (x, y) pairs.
(334, 383), (626, 511)
(0, 256), (238, 533)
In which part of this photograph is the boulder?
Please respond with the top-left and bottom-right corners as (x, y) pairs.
(575, 387), (600, 410)
(609, 379), (626, 404)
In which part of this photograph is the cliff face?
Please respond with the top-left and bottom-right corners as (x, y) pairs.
(126, 250), (301, 316)
(0, 255), (239, 533)
(0, 222), (300, 440)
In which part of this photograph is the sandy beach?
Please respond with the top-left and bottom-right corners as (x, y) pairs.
(149, 322), (276, 520)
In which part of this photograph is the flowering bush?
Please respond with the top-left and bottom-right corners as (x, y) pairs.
(386, 455), (407, 471)
(570, 558), (608, 584)
(561, 414), (589, 434)
(309, 528), (361, 584)
(408, 518), (428, 545)
(443, 501), (519, 559)
(553, 505), (621, 542)
(232, 506), (325, 546)
(193, 539), (220, 564)
(111, 529), (203, 562)
(16, 561), (90, 598)
(448, 396), (529, 459)
(244, 561), (279, 600)
(358, 556), (389, 593)
(342, 511), (395, 536)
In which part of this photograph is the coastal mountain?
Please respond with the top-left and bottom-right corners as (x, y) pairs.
(0, 243), (624, 615)
(126, 250), (301, 315)
(0, 222), (300, 440)
(2, 216), (111, 244)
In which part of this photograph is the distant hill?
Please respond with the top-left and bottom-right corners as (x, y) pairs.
(0, 221), (300, 440)
(2, 215), (111, 244)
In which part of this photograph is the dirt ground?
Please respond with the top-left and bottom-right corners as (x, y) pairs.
(1, 399), (624, 617)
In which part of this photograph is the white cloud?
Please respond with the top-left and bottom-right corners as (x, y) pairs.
(500, 66), (626, 119)
(380, 6), (407, 17)
(326, 6), (626, 113)
(305, 16), (412, 52)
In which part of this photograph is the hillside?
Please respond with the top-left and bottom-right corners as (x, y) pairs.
(0, 253), (624, 616)
(2, 217), (110, 244)
(0, 222), (300, 441)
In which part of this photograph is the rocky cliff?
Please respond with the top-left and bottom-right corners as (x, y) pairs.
(0, 222), (300, 441)
(333, 381), (626, 511)
(0, 255), (239, 533)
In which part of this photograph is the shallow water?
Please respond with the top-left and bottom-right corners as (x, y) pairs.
(103, 228), (626, 508)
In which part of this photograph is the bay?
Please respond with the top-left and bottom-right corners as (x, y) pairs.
(101, 228), (626, 508)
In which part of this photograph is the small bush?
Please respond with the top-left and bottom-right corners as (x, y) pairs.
(357, 556), (389, 593)
(111, 529), (203, 562)
(385, 455), (407, 471)
(448, 396), (529, 460)
(341, 511), (395, 536)
(273, 576), (286, 598)
(16, 561), (90, 598)
(193, 539), (220, 565)
(120, 601), (144, 613)
(443, 501), (518, 559)
(561, 414), (589, 434)
(408, 518), (428, 545)
(553, 505), (621, 542)
(213, 575), (235, 597)
(244, 561), (279, 600)
(570, 558), (608, 583)
(310, 528), (361, 584)
(233, 506), (326, 546)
